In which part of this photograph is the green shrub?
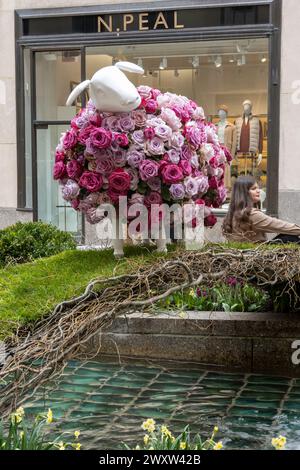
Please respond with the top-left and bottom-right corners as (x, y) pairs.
(0, 221), (76, 267)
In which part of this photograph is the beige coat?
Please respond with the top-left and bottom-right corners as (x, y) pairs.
(226, 208), (300, 243)
(217, 121), (237, 190)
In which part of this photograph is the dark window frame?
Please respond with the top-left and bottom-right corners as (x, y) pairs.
(15, 0), (281, 233)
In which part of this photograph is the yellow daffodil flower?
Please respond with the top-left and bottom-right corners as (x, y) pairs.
(74, 430), (80, 439)
(143, 434), (149, 445)
(180, 441), (187, 449)
(46, 408), (53, 424)
(213, 441), (223, 450)
(141, 419), (156, 433)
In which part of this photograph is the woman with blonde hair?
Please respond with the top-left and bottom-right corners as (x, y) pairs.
(222, 175), (300, 244)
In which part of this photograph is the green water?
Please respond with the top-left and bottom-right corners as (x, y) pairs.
(23, 357), (300, 450)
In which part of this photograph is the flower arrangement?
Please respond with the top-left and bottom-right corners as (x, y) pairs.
(53, 86), (232, 228)
(123, 419), (223, 451)
(0, 407), (81, 450)
(156, 278), (271, 313)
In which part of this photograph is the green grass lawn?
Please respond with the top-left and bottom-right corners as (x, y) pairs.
(0, 241), (299, 341)
(0, 245), (178, 341)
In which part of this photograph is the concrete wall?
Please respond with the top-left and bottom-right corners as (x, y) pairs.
(279, 0), (300, 223)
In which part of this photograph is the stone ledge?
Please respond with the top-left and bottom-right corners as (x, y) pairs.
(82, 311), (300, 377)
(101, 311), (300, 338)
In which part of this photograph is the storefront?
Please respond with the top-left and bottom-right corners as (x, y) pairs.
(13, 0), (281, 243)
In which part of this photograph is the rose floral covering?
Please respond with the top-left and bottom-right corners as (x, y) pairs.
(53, 86), (232, 228)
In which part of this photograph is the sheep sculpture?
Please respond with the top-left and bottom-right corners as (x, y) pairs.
(53, 61), (232, 257)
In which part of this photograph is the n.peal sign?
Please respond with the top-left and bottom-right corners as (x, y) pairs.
(97, 11), (184, 33)
(21, 5), (270, 37)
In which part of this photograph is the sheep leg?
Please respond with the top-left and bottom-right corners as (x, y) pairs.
(113, 216), (124, 259)
(156, 218), (168, 253)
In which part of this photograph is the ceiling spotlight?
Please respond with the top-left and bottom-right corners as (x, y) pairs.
(229, 57), (235, 63)
(159, 57), (167, 70)
(261, 56), (267, 63)
(137, 58), (143, 68)
(174, 69), (179, 77)
(192, 56), (199, 68)
(214, 55), (222, 68)
(237, 55), (246, 66)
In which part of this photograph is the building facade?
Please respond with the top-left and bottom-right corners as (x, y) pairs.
(0, 0), (299, 244)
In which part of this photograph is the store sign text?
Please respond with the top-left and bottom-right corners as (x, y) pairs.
(97, 11), (185, 33)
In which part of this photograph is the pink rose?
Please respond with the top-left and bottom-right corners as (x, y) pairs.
(161, 164), (184, 185)
(53, 161), (67, 180)
(139, 159), (159, 181)
(179, 160), (192, 176)
(146, 137), (165, 156)
(55, 151), (65, 163)
(185, 123), (202, 149)
(144, 127), (155, 140)
(67, 160), (83, 180)
(137, 85), (152, 100)
(132, 109), (147, 128)
(151, 88), (161, 100)
(113, 133), (129, 147)
(145, 100), (158, 114)
(144, 191), (163, 208)
(95, 152), (115, 176)
(63, 129), (78, 150)
(89, 127), (112, 149)
(102, 115), (120, 131)
(108, 168), (131, 193)
(119, 114), (135, 132)
(209, 176), (219, 190)
(89, 112), (102, 127)
(79, 171), (103, 192)
(78, 125), (94, 145)
(147, 176), (161, 192)
(71, 198), (80, 210)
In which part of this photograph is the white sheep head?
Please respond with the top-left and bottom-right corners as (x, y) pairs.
(66, 61), (144, 113)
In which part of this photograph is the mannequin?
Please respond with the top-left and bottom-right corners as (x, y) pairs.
(216, 105), (237, 192)
(235, 100), (263, 173)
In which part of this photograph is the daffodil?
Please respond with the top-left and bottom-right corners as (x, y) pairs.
(16, 407), (25, 417)
(57, 441), (65, 450)
(161, 425), (173, 439)
(141, 419), (156, 433)
(189, 288), (196, 298)
(180, 441), (187, 449)
(74, 443), (81, 450)
(11, 407), (25, 425)
(74, 430), (80, 439)
(178, 311), (187, 318)
(272, 436), (286, 450)
(46, 408), (53, 424)
(143, 434), (149, 445)
(213, 441), (223, 450)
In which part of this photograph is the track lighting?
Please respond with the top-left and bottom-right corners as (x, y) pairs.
(192, 56), (199, 68)
(159, 57), (167, 70)
(214, 55), (222, 68)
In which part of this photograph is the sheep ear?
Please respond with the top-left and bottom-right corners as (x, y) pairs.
(66, 80), (90, 106)
(115, 61), (144, 75)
